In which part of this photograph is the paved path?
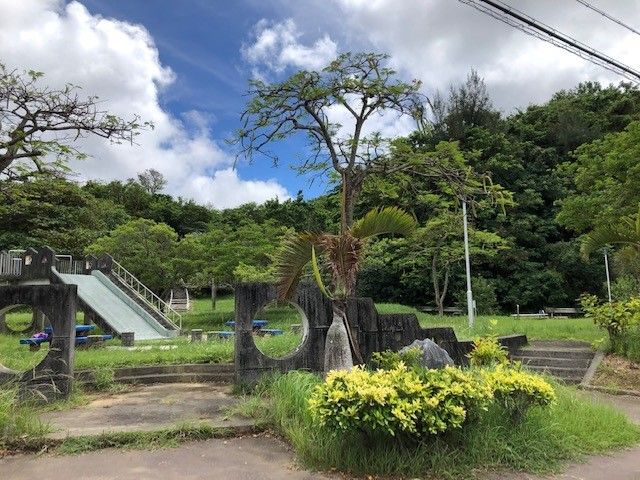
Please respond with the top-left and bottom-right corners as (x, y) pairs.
(41, 383), (255, 439)
(0, 435), (338, 480)
(1, 386), (638, 480)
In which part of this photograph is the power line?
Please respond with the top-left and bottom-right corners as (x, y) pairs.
(575, 0), (640, 37)
(458, 0), (640, 83)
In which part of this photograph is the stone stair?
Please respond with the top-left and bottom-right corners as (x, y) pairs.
(510, 340), (595, 384)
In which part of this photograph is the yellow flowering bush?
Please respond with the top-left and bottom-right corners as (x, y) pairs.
(308, 364), (492, 439)
(484, 366), (556, 422)
(468, 336), (509, 367)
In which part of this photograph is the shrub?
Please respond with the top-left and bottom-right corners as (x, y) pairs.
(484, 366), (556, 422)
(468, 336), (509, 367)
(580, 294), (640, 359)
(369, 348), (423, 371)
(308, 364), (492, 441)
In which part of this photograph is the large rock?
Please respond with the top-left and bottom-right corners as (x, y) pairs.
(400, 338), (454, 369)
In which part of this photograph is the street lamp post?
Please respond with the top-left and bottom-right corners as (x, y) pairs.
(462, 199), (475, 327)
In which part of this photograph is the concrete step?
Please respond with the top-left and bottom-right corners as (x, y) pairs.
(116, 372), (234, 385)
(512, 347), (594, 360)
(513, 355), (592, 369)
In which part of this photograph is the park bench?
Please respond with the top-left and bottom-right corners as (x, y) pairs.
(544, 307), (582, 318)
(255, 328), (284, 336)
(20, 325), (112, 351)
(225, 320), (268, 331)
(418, 306), (463, 315)
(510, 312), (548, 318)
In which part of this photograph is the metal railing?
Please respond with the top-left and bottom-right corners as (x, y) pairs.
(55, 256), (85, 275)
(0, 250), (25, 278)
(110, 259), (182, 331)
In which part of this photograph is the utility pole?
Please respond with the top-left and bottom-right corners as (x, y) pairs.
(604, 248), (612, 303)
(462, 199), (475, 327)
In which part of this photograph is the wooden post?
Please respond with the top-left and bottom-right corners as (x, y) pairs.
(211, 277), (217, 311)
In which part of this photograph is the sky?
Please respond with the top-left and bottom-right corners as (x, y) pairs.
(0, 0), (638, 209)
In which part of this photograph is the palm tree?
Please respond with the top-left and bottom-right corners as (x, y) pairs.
(581, 210), (640, 295)
(581, 209), (640, 259)
(275, 206), (416, 373)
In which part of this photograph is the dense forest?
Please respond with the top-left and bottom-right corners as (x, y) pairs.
(2, 73), (640, 313)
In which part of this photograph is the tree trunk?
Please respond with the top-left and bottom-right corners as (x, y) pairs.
(324, 301), (354, 374)
(340, 170), (365, 234)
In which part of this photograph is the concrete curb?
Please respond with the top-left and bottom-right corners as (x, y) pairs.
(580, 351), (604, 386)
(578, 383), (640, 397)
(77, 363), (235, 385)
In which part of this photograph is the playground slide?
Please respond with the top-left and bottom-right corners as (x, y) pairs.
(54, 270), (177, 341)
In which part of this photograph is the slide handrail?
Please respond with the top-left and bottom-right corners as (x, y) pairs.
(110, 259), (182, 331)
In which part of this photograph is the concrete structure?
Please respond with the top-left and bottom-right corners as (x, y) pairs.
(0, 284), (76, 401)
(234, 283), (527, 386)
(0, 247), (180, 340)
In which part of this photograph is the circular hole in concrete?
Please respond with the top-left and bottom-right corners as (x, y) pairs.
(252, 300), (307, 359)
(2, 304), (37, 333)
(0, 304), (48, 371)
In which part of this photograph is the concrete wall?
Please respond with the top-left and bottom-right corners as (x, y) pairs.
(234, 282), (528, 386)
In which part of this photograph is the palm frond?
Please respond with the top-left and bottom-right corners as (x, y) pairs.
(311, 245), (332, 299)
(581, 218), (640, 259)
(274, 232), (324, 300)
(350, 206), (417, 239)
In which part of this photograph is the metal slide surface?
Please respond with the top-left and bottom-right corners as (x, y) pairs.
(55, 271), (170, 340)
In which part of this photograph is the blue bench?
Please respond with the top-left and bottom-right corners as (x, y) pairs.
(257, 328), (284, 336)
(21, 325), (111, 350)
(210, 331), (235, 339)
(225, 320), (268, 330)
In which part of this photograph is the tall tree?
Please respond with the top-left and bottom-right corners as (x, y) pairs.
(137, 169), (167, 195)
(0, 64), (149, 178)
(234, 52), (424, 232)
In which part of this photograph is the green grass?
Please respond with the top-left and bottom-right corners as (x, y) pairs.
(180, 296), (235, 331)
(376, 303), (605, 343)
(0, 385), (51, 450)
(258, 371), (640, 479)
(55, 422), (245, 455)
(0, 297), (604, 372)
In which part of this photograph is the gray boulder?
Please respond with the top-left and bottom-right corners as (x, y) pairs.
(400, 338), (454, 369)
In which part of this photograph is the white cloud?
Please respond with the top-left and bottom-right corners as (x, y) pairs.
(309, 0), (640, 112)
(242, 18), (338, 77)
(179, 168), (290, 209)
(0, 0), (289, 207)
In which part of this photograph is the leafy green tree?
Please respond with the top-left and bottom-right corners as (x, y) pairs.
(86, 218), (179, 292)
(0, 178), (128, 255)
(558, 121), (640, 233)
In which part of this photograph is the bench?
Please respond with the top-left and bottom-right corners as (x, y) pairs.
(21, 326), (112, 351)
(545, 307), (582, 318)
(225, 320), (268, 331)
(256, 328), (284, 336)
(418, 306), (463, 315)
(510, 312), (548, 318)
(210, 331), (235, 339)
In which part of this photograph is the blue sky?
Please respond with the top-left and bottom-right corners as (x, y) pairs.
(1, 0), (637, 208)
(80, 0), (328, 199)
